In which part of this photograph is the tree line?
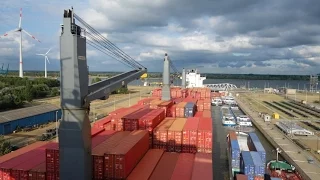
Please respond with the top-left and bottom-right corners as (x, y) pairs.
(0, 77), (60, 110)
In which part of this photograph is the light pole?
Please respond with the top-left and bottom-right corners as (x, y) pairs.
(56, 110), (58, 142)
(129, 92), (131, 107)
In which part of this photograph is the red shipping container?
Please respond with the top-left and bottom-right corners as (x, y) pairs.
(176, 90), (182, 98)
(92, 131), (131, 180)
(109, 130), (149, 179)
(28, 163), (46, 180)
(149, 152), (179, 180)
(145, 109), (165, 132)
(0, 141), (49, 164)
(150, 100), (163, 109)
(195, 92), (201, 99)
(170, 153), (195, 180)
(175, 102), (187, 118)
(167, 118), (187, 152)
(170, 105), (176, 118)
(112, 107), (142, 131)
(191, 153), (213, 180)
(127, 149), (164, 180)
(158, 101), (173, 116)
(11, 143), (58, 180)
(91, 126), (105, 137)
(182, 117), (200, 153)
(45, 130), (117, 179)
(202, 110), (211, 118)
(0, 142), (56, 180)
(197, 118), (212, 153)
(109, 108), (126, 116)
(172, 98), (183, 104)
(205, 90), (211, 99)
(194, 111), (203, 117)
(196, 100), (204, 111)
(236, 174), (248, 180)
(122, 108), (153, 131)
(153, 118), (175, 150)
(170, 90), (177, 98)
(203, 99), (211, 110)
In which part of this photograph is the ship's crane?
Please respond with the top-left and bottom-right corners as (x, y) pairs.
(59, 8), (146, 180)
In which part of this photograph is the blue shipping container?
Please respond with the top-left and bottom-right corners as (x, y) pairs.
(184, 102), (196, 117)
(248, 133), (266, 163)
(250, 151), (265, 176)
(230, 140), (240, 159)
(240, 151), (255, 175)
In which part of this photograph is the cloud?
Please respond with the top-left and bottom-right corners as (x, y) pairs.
(0, 0), (320, 75)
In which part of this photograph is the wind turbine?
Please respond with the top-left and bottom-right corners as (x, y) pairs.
(0, 8), (41, 78)
(36, 48), (51, 78)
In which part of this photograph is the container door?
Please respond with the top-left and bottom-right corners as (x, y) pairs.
(4, 124), (11, 134)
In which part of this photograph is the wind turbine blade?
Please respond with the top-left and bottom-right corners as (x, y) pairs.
(0, 29), (19, 38)
(45, 48), (52, 55)
(36, 54), (45, 56)
(19, 8), (22, 28)
(22, 29), (41, 42)
(46, 56), (50, 64)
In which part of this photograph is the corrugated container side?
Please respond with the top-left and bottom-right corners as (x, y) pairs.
(236, 174), (248, 180)
(194, 111), (203, 117)
(145, 109), (165, 132)
(191, 153), (212, 180)
(175, 102), (187, 118)
(247, 133), (266, 163)
(170, 105), (177, 118)
(92, 131), (131, 180)
(250, 152), (265, 176)
(93, 116), (112, 129)
(182, 117), (200, 153)
(197, 118), (212, 153)
(11, 143), (58, 180)
(230, 140), (241, 169)
(170, 153), (195, 180)
(0, 141), (48, 163)
(240, 151), (255, 175)
(0, 143), (56, 180)
(149, 152), (180, 180)
(196, 100), (204, 111)
(111, 130), (149, 179)
(123, 108), (153, 131)
(28, 162), (46, 180)
(127, 149), (164, 180)
(167, 118), (187, 152)
(153, 119), (175, 150)
(112, 107), (142, 131)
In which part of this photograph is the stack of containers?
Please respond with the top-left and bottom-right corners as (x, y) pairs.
(46, 130), (117, 179)
(170, 89), (177, 98)
(91, 131), (131, 179)
(196, 100), (204, 111)
(197, 118), (212, 153)
(191, 153), (213, 180)
(169, 104), (177, 118)
(203, 99), (211, 111)
(139, 109), (165, 131)
(93, 108), (126, 129)
(250, 151), (265, 179)
(182, 117), (200, 153)
(175, 102), (187, 118)
(229, 132), (241, 176)
(171, 97), (184, 104)
(91, 126), (105, 137)
(0, 143), (57, 180)
(167, 118), (187, 152)
(29, 163), (46, 180)
(205, 89), (211, 99)
(170, 153), (195, 180)
(247, 132), (266, 165)
(137, 97), (158, 105)
(107, 130), (149, 179)
(157, 100), (173, 117)
(127, 149), (164, 180)
(152, 88), (162, 97)
(194, 111), (203, 117)
(153, 118), (175, 150)
(184, 102), (196, 117)
(111, 106), (143, 131)
(240, 151), (256, 180)
(122, 108), (154, 131)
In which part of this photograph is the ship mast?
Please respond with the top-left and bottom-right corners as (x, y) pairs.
(276, 147), (282, 162)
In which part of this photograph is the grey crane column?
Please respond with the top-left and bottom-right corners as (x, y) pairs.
(181, 68), (186, 88)
(59, 9), (91, 180)
(161, 54), (171, 101)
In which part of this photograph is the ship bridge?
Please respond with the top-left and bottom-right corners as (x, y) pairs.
(205, 83), (238, 91)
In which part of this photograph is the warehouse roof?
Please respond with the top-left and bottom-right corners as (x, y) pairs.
(0, 104), (60, 124)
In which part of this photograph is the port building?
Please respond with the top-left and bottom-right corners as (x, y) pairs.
(0, 104), (62, 135)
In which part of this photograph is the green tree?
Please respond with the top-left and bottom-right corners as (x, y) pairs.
(0, 136), (12, 155)
(91, 77), (102, 84)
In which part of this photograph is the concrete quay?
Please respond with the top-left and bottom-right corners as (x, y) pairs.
(235, 96), (320, 180)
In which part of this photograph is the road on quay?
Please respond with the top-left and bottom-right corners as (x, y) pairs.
(236, 95), (320, 180)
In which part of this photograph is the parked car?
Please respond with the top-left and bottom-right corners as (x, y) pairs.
(211, 98), (223, 106)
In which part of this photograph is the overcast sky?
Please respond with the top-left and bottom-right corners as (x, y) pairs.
(0, 0), (320, 75)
